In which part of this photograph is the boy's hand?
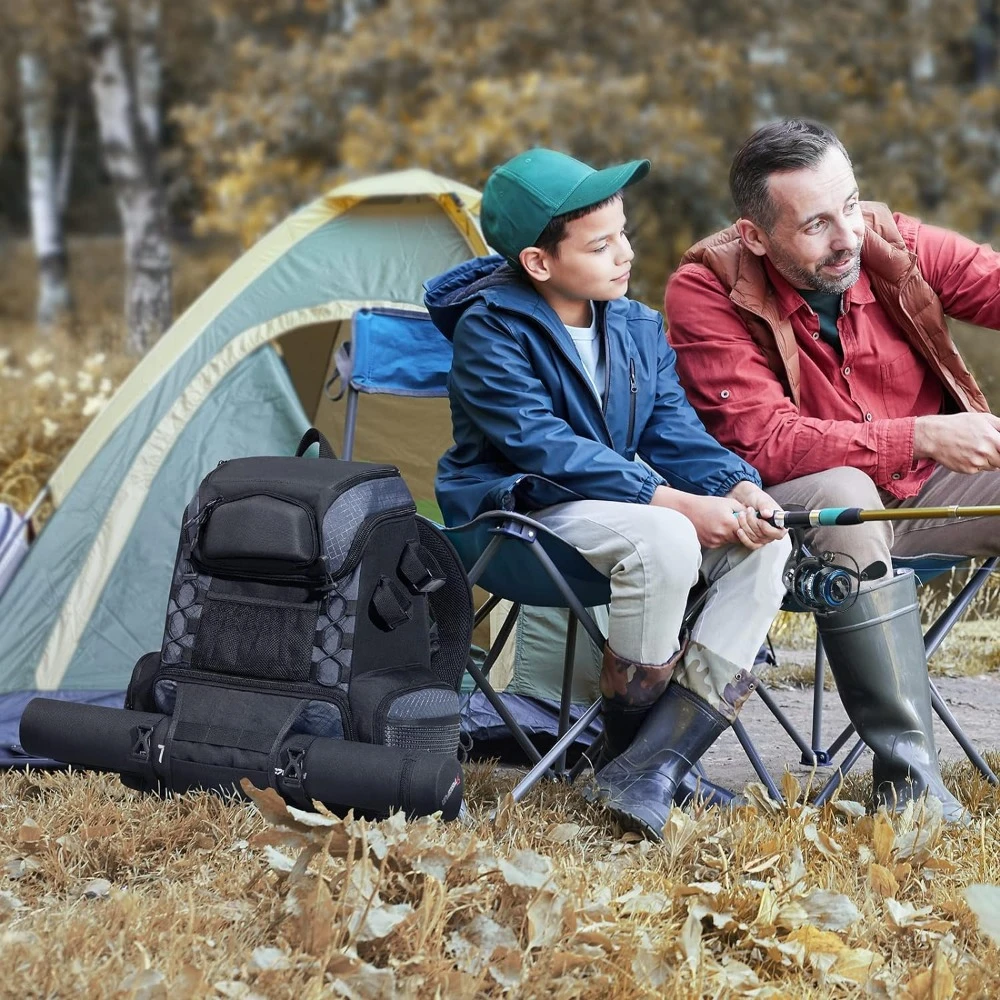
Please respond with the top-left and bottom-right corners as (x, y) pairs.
(652, 481), (787, 549)
(650, 486), (742, 548)
(725, 481), (788, 548)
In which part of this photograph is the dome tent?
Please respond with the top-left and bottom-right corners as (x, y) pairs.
(0, 170), (487, 763)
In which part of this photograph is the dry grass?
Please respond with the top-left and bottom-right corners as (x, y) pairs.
(3, 764), (1000, 998)
(4, 240), (1000, 997)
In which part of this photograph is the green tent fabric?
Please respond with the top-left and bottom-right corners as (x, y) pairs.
(0, 170), (489, 762)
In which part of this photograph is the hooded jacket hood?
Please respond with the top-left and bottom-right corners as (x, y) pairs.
(424, 255), (538, 341)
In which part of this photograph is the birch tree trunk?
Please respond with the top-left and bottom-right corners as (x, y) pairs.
(18, 50), (71, 330)
(77, 0), (171, 355)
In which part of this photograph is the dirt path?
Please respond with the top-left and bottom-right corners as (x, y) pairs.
(701, 664), (1000, 792)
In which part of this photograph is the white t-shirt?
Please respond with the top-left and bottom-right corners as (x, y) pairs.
(564, 304), (605, 399)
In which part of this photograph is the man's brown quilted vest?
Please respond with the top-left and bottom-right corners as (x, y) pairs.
(677, 202), (988, 413)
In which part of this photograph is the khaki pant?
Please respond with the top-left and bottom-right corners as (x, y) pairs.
(767, 465), (1000, 587)
(531, 500), (791, 712)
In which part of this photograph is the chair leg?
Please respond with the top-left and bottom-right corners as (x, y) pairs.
(731, 717), (785, 804)
(812, 738), (867, 806)
(929, 681), (999, 785)
(465, 658), (544, 766)
(507, 700), (603, 806)
(479, 602), (520, 679)
(754, 680), (817, 765)
(473, 592), (503, 629)
(811, 635), (829, 764)
(922, 558), (999, 784)
(554, 615), (578, 775)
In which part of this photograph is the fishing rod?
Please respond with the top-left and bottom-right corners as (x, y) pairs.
(765, 504), (1000, 529)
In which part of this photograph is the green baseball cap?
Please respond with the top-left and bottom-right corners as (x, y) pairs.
(481, 148), (650, 263)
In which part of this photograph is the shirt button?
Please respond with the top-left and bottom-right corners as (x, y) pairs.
(865, 412), (872, 421)
(812, 331), (820, 339)
(891, 472), (902, 480)
(720, 389), (730, 399)
(843, 366), (851, 376)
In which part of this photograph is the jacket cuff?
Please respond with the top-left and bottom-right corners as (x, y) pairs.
(712, 468), (762, 497)
(636, 469), (663, 505)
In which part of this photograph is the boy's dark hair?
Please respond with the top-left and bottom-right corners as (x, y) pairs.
(729, 119), (850, 231)
(533, 192), (622, 256)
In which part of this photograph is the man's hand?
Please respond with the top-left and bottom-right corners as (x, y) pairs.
(651, 482), (786, 550)
(913, 413), (1000, 475)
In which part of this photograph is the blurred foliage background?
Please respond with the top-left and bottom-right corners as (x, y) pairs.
(1, 0), (1000, 380)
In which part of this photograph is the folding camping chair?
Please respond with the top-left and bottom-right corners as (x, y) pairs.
(326, 306), (783, 803)
(753, 554), (1000, 804)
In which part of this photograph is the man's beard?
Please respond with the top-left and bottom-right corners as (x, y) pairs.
(770, 245), (862, 295)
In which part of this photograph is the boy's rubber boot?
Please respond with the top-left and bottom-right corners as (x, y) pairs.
(593, 682), (730, 839)
(585, 728), (740, 809)
(816, 569), (967, 824)
(598, 641), (685, 758)
(673, 767), (744, 809)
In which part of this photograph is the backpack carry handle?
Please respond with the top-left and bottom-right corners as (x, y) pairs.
(295, 427), (337, 460)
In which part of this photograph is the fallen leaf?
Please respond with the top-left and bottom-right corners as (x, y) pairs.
(17, 819), (42, 845)
(81, 878), (111, 899)
(250, 947), (291, 971)
(831, 800), (866, 818)
(680, 906), (702, 975)
(885, 897), (935, 929)
(803, 823), (843, 857)
(869, 862), (899, 898)
(800, 889), (860, 931)
(545, 822), (581, 844)
(872, 812), (895, 866)
(964, 884), (1000, 946)
(527, 891), (574, 948)
(498, 849), (552, 889)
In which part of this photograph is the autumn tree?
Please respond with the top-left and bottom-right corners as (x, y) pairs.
(75, 0), (171, 354)
(1, 0), (80, 330)
(173, 0), (1000, 310)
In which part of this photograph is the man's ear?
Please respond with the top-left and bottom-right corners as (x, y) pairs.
(518, 246), (551, 282)
(735, 218), (769, 258)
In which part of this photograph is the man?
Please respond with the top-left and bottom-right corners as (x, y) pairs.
(425, 148), (790, 838)
(665, 118), (1000, 823)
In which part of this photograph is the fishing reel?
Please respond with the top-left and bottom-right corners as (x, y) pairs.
(782, 530), (886, 615)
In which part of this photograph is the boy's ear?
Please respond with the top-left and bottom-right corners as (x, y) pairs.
(735, 218), (769, 258)
(518, 246), (551, 282)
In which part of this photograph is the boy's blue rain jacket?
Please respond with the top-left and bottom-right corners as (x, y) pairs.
(424, 255), (761, 527)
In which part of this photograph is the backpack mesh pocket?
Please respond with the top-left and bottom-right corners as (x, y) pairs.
(192, 595), (318, 681)
(382, 688), (460, 754)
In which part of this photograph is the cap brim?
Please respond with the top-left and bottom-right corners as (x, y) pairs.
(556, 159), (650, 215)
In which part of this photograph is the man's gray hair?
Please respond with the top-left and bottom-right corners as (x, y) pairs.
(729, 119), (851, 231)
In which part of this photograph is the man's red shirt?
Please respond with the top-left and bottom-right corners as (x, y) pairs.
(666, 219), (1000, 498)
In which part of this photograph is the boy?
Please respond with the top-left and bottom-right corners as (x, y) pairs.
(424, 149), (790, 838)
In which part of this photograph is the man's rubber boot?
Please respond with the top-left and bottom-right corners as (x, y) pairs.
(599, 641), (685, 759)
(593, 682), (729, 839)
(816, 569), (967, 823)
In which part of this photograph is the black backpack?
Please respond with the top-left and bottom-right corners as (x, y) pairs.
(123, 428), (473, 809)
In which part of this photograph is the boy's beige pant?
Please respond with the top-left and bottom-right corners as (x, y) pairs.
(531, 500), (791, 714)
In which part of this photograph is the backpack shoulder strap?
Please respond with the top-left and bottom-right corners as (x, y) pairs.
(415, 517), (473, 691)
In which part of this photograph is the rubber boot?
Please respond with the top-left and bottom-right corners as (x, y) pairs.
(587, 737), (742, 809)
(673, 767), (744, 809)
(599, 641), (685, 759)
(816, 569), (967, 824)
(593, 682), (730, 839)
